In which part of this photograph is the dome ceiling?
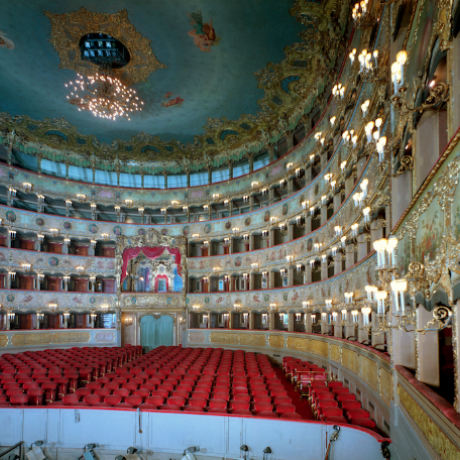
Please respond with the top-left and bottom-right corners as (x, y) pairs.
(0, 0), (349, 172)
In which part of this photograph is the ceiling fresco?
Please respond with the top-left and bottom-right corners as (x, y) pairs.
(0, 0), (350, 171)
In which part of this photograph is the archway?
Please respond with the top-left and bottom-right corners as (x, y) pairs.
(140, 315), (174, 351)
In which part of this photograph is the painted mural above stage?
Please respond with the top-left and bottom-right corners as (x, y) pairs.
(116, 228), (187, 308)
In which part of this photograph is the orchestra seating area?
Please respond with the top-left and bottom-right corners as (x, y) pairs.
(283, 357), (376, 430)
(0, 346), (311, 419)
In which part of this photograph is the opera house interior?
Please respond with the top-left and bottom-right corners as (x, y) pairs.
(0, 0), (459, 458)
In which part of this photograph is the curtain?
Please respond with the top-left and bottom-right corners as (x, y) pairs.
(121, 246), (182, 282)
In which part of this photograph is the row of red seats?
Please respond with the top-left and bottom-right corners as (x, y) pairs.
(283, 356), (376, 429)
(0, 345), (143, 407)
(1, 346), (303, 419)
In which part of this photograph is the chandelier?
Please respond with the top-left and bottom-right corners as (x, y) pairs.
(65, 72), (143, 121)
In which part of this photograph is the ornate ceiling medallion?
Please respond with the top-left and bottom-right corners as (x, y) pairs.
(44, 8), (166, 86)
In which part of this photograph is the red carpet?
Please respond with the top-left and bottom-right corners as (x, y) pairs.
(274, 366), (315, 420)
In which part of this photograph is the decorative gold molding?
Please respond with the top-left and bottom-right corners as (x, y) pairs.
(398, 384), (460, 458)
(44, 8), (166, 86)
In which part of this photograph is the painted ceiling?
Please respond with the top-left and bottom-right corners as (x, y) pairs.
(0, 0), (349, 171)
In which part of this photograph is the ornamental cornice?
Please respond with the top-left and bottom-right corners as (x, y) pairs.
(0, 24), (371, 207)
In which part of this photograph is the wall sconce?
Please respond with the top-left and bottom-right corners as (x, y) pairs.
(269, 303), (277, 310)
(349, 48), (356, 63)
(138, 207), (145, 215)
(101, 233), (109, 240)
(352, 310), (359, 324)
(8, 187), (16, 197)
(332, 83), (345, 100)
(296, 264), (303, 273)
(212, 194), (220, 200)
(243, 234), (249, 241)
(160, 207), (166, 215)
(311, 314), (317, 324)
(243, 195), (249, 203)
(351, 223), (359, 236)
(49, 228), (59, 236)
(331, 246), (337, 256)
(76, 194), (86, 202)
(391, 279), (407, 316)
(23, 182), (32, 193)
(262, 188), (268, 196)
(100, 304), (109, 311)
(341, 236), (347, 247)
(9, 230), (16, 240)
(344, 292), (354, 304)
(362, 307), (371, 326)
(48, 302), (58, 309)
(37, 312), (44, 322)
(251, 181), (259, 189)
(124, 317), (133, 327)
(123, 199), (133, 208)
(365, 285), (378, 301)
(295, 313), (302, 322)
(340, 161), (347, 172)
(8, 271), (16, 281)
(375, 290), (388, 315)
(325, 299), (333, 310)
(262, 313), (268, 324)
(334, 225), (342, 237)
(76, 266), (85, 272)
(332, 312), (338, 322)
(90, 240), (97, 248)
(22, 263), (31, 272)
(7, 311), (15, 322)
(363, 207), (371, 223)
(361, 100), (370, 116)
(192, 304), (200, 312)
(63, 238), (71, 245)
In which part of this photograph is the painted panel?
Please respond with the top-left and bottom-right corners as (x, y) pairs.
(359, 355), (378, 390)
(188, 331), (205, 343)
(414, 199), (443, 263)
(239, 333), (266, 347)
(309, 339), (329, 357)
(209, 332), (239, 345)
(0, 335), (8, 347)
(342, 348), (359, 374)
(379, 367), (393, 405)
(287, 336), (308, 351)
(268, 335), (285, 349)
(330, 344), (341, 363)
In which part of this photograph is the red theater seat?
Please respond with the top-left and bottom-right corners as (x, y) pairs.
(352, 418), (376, 429)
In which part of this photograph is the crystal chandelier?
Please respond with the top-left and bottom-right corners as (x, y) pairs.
(65, 72), (143, 121)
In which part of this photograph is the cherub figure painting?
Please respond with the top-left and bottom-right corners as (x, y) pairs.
(0, 32), (14, 50)
(187, 11), (220, 52)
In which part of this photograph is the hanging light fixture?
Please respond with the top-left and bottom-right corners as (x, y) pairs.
(65, 72), (143, 121)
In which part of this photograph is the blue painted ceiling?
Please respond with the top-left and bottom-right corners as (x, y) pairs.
(0, 0), (305, 144)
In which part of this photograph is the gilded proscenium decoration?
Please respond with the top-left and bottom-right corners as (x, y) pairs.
(44, 8), (166, 86)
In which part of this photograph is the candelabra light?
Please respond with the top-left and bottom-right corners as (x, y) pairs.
(65, 72), (143, 121)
